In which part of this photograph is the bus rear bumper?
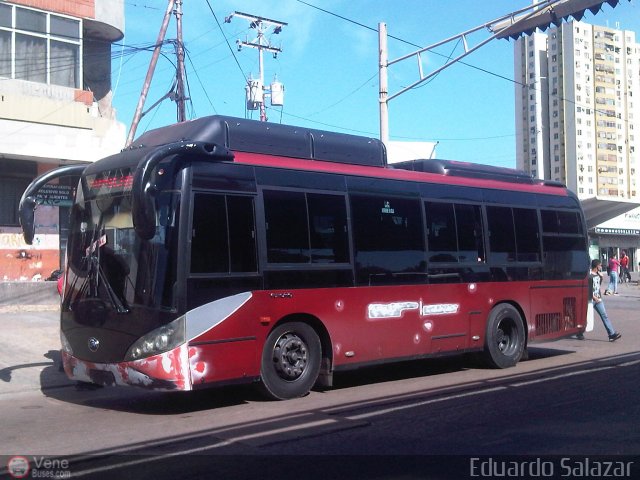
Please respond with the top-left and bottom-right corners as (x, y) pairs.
(61, 344), (192, 391)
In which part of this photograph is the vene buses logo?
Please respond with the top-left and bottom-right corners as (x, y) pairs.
(7, 456), (71, 479)
(7, 456), (30, 479)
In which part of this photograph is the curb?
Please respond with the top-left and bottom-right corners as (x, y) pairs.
(0, 305), (59, 314)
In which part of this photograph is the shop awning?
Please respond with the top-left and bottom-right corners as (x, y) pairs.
(580, 197), (639, 230)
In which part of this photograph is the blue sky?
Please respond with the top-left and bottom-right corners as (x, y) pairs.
(113, 0), (639, 167)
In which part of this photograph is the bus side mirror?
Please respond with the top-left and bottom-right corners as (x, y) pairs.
(18, 164), (86, 245)
(18, 196), (38, 245)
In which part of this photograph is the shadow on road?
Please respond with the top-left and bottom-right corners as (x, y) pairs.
(38, 345), (576, 415)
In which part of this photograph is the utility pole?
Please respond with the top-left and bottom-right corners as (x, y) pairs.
(125, 0), (188, 146)
(378, 22), (389, 147)
(174, 0), (186, 123)
(226, 12), (287, 122)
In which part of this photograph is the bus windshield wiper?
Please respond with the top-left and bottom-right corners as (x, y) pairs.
(81, 217), (130, 314)
(97, 261), (129, 314)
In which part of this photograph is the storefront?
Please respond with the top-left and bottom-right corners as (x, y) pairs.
(589, 207), (640, 273)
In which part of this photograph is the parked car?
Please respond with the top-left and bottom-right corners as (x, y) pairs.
(46, 269), (64, 296)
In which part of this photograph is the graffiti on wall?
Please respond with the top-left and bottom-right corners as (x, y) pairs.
(0, 233), (59, 281)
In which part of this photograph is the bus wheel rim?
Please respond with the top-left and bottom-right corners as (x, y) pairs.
(273, 332), (308, 381)
(497, 320), (513, 353)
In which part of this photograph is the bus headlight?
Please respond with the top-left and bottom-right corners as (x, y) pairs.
(125, 316), (186, 361)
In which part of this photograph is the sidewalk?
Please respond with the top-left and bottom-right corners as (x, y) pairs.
(0, 309), (73, 395)
(0, 281), (59, 313)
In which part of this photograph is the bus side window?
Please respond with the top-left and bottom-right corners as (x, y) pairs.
(264, 190), (349, 265)
(351, 194), (424, 285)
(486, 206), (516, 263)
(307, 193), (349, 264)
(513, 207), (541, 262)
(227, 196), (257, 272)
(191, 194), (228, 273)
(424, 201), (457, 262)
(191, 193), (257, 273)
(455, 203), (485, 263)
(541, 209), (588, 279)
(264, 190), (310, 263)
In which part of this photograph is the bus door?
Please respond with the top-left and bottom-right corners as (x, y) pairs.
(424, 201), (488, 353)
(350, 194), (428, 360)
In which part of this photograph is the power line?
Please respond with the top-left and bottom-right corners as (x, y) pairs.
(204, 0), (248, 84)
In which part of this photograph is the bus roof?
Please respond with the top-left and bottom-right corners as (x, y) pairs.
(123, 115), (570, 198)
(130, 115), (386, 168)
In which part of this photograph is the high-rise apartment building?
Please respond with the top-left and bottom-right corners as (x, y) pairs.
(0, 0), (125, 281)
(515, 20), (640, 263)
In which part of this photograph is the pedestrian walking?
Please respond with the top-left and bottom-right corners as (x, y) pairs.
(584, 259), (621, 342)
(605, 254), (620, 295)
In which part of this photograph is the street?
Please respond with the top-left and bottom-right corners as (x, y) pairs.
(1, 284), (639, 479)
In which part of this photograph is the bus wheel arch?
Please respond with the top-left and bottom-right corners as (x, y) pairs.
(482, 302), (527, 369)
(259, 315), (330, 400)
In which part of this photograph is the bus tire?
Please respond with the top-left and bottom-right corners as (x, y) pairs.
(259, 322), (322, 400)
(483, 304), (525, 369)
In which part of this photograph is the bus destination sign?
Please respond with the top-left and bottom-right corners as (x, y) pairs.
(36, 184), (75, 207)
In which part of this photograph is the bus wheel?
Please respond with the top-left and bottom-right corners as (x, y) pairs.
(483, 304), (525, 369)
(260, 322), (322, 400)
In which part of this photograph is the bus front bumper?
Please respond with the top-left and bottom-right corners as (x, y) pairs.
(61, 344), (193, 391)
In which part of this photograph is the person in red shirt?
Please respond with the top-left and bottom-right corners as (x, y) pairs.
(620, 251), (630, 283)
(605, 254), (621, 295)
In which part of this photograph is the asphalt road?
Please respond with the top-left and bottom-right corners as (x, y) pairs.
(1, 282), (639, 479)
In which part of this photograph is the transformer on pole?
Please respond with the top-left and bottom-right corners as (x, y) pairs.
(226, 11), (287, 121)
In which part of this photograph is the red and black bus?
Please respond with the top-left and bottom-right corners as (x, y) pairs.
(19, 115), (589, 399)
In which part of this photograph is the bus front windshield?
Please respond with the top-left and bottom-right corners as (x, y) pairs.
(64, 171), (179, 312)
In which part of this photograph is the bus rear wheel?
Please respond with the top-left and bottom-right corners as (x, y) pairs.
(483, 304), (525, 369)
(259, 322), (321, 400)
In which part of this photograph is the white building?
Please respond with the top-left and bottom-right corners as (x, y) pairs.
(515, 20), (640, 265)
(0, 0), (126, 281)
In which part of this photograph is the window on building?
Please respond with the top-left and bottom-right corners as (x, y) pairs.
(0, 3), (81, 88)
(0, 159), (37, 226)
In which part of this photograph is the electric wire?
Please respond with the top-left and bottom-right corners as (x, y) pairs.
(291, 0), (633, 145)
(184, 48), (217, 115)
(203, 0), (248, 85)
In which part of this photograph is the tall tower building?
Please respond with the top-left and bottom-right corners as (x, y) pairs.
(515, 20), (640, 262)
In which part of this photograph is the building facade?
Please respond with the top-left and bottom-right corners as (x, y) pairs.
(0, 0), (125, 281)
(515, 20), (640, 267)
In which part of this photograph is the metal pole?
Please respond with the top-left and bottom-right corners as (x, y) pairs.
(125, 0), (175, 147)
(378, 22), (389, 147)
(259, 36), (267, 122)
(175, 0), (186, 123)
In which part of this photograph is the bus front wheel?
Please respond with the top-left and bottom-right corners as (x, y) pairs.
(259, 322), (322, 400)
(483, 304), (525, 369)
